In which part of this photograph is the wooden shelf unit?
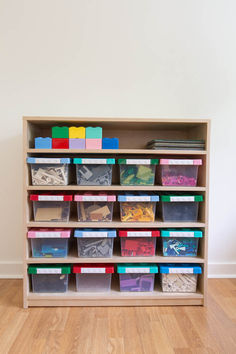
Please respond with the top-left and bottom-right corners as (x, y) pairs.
(23, 117), (210, 308)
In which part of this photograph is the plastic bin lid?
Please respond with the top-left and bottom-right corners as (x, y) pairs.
(161, 229), (203, 238)
(118, 158), (159, 165)
(27, 157), (71, 164)
(74, 229), (117, 238)
(118, 193), (159, 202)
(30, 194), (73, 201)
(74, 193), (116, 202)
(27, 228), (71, 238)
(117, 263), (158, 274)
(28, 264), (71, 274)
(73, 264), (114, 274)
(159, 264), (202, 274)
(161, 195), (203, 202)
(160, 159), (202, 165)
(119, 229), (160, 237)
(73, 158), (115, 164)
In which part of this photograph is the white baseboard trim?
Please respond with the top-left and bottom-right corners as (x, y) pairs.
(0, 261), (235, 279)
(208, 262), (236, 278)
(0, 261), (23, 279)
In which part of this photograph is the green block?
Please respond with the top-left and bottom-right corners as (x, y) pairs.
(52, 126), (69, 138)
(86, 127), (102, 139)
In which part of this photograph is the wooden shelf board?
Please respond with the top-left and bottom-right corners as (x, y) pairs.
(27, 148), (207, 155)
(27, 219), (205, 228)
(26, 253), (205, 264)
(27, 185), (206, 191)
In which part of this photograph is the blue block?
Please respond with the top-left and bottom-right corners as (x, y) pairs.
(102, 138), (119, 149)
(35, 137), (52, 149)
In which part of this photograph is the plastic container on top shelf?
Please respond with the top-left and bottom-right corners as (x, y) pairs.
(74, 193), (116, 222)
(160, 195), (203, 222)
(117, 263), (158, 292)
(30, 194), (72, 222)
(27, 228), (71, 258)
(118, 193), (159, 222)
(28, 264), (71, 293)
(161, 229), (203, 257)
(74, 229), (117, 258)
(73, 158), (115, 186)
(158, 159), (202, 186)
(118, 159), (159, 186)
(73, 264), (114, 292)
(119, 229), (160, 257)
(27, 157), (71, 186)
(159, 264), (202, 293)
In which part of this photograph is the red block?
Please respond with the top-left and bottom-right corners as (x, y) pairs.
(52, 138), (69, 149)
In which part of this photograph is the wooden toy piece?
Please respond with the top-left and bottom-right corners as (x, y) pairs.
(35, 137), (52, 149)
(86, 139), (102, 149)
(86, 127), (102, 139)
(69, 139), (86, 149)
(102, 138), (119, 149)
(52, 126), (69, 138)
(52, 138), (69, 149)
(69, 127), (85, 139)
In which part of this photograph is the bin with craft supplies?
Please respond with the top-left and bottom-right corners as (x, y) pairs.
(161, 229), (203, 257)
(119, 229), (160, 257)
(28, 264), (71, 293)
(118, 193), (159, 222)
(158, 159), (202, 186)
(117, 263), (158, 292)
(160, 195), (203, 222)
(159, 264), (202, 293)
(27, 157), (71, 186)
(73, 158), (115, 186)
(118, 159), (159, 185)
(30, 194), (72, 222)
(73, 264), (114, 292)
(74, 229), (116, 258)
(74, 194), (116, 222)
(27, 228), (71, 258)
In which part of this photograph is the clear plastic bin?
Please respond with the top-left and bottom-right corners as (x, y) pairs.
(30, 195), (72, 222)
(119, 229), (160, 257)
(74, 194), (116, 222)
(73, 264), (114, 292)
(73, 158), (115, 186)
(28, 264), (70, 293)
(159, 264), (202, 293)
(158, 159), (202, 186)
(117, 263), (158, 292)
(161, 229), (202, 257)
(28, 228), (71, 258)
(74, 229), (116, 258)
(118, 159), (158, 186)
(27, 158), (71, 186)
(118, 193), (159, 222)
(161, 195), (203, 222)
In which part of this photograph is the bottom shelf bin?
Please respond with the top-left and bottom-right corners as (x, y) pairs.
(28, 264), (71, 293)
(73, 264), (114, 292)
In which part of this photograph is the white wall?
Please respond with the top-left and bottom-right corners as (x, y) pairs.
(0, 0), (236, 277)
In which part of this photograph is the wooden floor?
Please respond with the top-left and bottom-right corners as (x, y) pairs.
(0, 279), (236, 354)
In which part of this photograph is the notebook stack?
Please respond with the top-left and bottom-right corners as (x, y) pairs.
(146, 139), (205, 150)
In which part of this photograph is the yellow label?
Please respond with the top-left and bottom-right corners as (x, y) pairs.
(69, 127), (85, 139)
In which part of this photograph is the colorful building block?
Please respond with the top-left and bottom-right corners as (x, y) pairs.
(86, 127), (102, 139)
(35, 137), (52, 149)
(69, 127), (85, 139)
(52, 126), (69, 139)
(69, 139), (86, 149)
(102, 138), (119, 149)
(52, 138), (69, 149)
(86, 139), (102, 150)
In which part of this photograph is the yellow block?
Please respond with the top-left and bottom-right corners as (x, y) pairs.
(69, 127), (85, 139)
